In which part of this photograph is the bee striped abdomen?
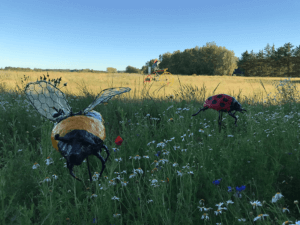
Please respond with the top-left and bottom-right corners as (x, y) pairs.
(51, 110), (106, 151)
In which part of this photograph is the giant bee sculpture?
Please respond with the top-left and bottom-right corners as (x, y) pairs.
(25, 80), (131, 182)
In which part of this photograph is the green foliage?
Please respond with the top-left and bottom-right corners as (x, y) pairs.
(145, 42), (239, 76)
(125, 66), (140, 74)
(237, 42), (300, 77)
(140, 65), (148, 74)
(107, 67), (117, 73)
(1, 67), (104, 73)
(2, 42), (300, 78)
(144, 42), (300, 77)
(260, 77), (300, 106)
(0, 76), (300, 224)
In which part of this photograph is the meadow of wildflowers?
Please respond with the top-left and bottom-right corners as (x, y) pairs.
(0, 73), (299, 225)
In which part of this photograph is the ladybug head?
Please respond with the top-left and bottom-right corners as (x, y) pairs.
(231, 98), (247, 113)
(67, 143), (88, 166)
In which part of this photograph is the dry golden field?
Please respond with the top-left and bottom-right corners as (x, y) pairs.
(1, 70), (300, 105)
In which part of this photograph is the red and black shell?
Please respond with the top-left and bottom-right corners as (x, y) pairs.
(192, 94), (247, 126)
(203, 94), (241, 112)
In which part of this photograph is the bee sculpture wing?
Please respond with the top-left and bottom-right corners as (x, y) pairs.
(24, 80), (72, 122)
(83, 87), (131, 114)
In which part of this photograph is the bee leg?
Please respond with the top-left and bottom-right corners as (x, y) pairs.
(67, 161), (82, 181)
(102, 144), (110, 162)
(94, 152), (106, 177)
(86, 156), (93, 182)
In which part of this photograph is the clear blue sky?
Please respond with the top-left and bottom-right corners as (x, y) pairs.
(1, 0), (299, 71)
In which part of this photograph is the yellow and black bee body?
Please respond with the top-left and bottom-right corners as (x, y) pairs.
(25, 80), (131, 182)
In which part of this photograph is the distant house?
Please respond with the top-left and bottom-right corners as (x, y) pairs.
(232, 67), (245, 76)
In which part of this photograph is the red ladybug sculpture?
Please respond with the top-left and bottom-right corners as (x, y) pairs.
(192, 94), (247, 127)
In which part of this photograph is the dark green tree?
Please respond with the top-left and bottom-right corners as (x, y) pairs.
(291, 45), (300, 57)
(125, 66), (140, 73)
(263, 43), (274, 59)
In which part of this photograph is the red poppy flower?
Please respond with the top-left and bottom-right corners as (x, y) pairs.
(115, 136), (123, 146)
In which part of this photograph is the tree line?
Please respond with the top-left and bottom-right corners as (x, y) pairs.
(2, 42), (300, 77)
(1, 67), (113, 73)
(104, 42), (300, 77)
(235, 42), (300, 77)
(139, 42), (300, 77)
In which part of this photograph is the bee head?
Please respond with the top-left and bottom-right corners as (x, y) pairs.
(55, 133), (90, 166)
(69, 153), (86, 166)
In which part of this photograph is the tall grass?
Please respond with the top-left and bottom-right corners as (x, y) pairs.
(0, 73), (299, 225)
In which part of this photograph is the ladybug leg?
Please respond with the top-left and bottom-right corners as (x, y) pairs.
(228, 112), (238, 126)
(192, 106), (209, 116)
(239, 109), (246, 114)
(218, 111), (223, 126)
(94, 151), (106, 177)
(67, 161), (82, 181)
